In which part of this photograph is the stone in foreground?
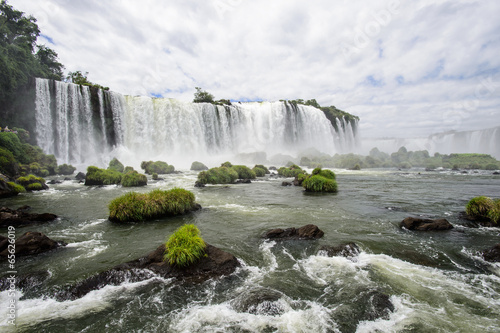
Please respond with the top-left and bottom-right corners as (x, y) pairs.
(400, 217), (453, 231)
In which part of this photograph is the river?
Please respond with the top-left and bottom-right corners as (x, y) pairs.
(1, 168), (499, 332)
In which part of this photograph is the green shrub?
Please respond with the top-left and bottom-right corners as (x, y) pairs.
(302, 175), (338, 193)
(108, 188), (197, 222)
(252, 166), (267, 177)
(124, 166), (135, 174)
(221, 161), (233, 168)
(231, 165), (256, 179)
(7, 182), (26, 194)
(254, 164), (269, 174)
(0, 147), (18, 177)
(57, 163), (76, 175)
(164, 224), (206, 267)
(85, 166), (122, 185)
(39, 168), (49, 177)
(190, 161), (208, 171)
(487, 199), (500, 224)
(29, 162), (41, 174)
(197, 167), (238, 185)
(152, 173), (159, 180)
(278, 164), (303, 177)
(108, 157), (124, 173)
(465, 196), (494, 219)
(121, 171), (148, 187)
(312, 168), (336, 180)
(485, 163), (499, 170)
(141, 160), (175, 174)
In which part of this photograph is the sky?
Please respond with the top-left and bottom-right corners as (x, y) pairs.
(9, 0), (500, 139)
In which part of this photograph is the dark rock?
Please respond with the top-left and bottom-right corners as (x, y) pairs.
(194, 181), (205, 187)
(281, 181), (292, 186)
(0, 207), (58, 228)
(482, 243), (500, 263)
(0, 231), (66, 258)
(232, 288), (286, 316)
(0, 177), (17, 198)
(458, 211), (497, 227)
(461, 171), (468, 174)
(64, 177), (72, 181)
(319, 243), (360, 257)
(264, 224), (324, 240)
(361, 291), (394, 321)
(47, 179), (62, 185)
(75, 172), (86, 180)
(269, 166), (277, 171)
(0, 270), (51, 293)
(400, 217), (453, 231)
(236, 179), (251, 184)
(493, 171), (500, 175)
(59, 243), (240, 300)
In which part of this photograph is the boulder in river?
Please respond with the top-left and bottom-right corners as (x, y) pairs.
(0, 206), (58, 228)
(59, 243), (240, 300)
(400, 217), (453, 231)
(231, 287), (286, 316)
(264, 224), (324, 240)
(481, 243), (500, 263)
(0, 231), (66, 258)
(318, 242), (360, 257)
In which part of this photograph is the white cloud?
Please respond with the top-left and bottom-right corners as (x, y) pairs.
(9, 0), (500, 138)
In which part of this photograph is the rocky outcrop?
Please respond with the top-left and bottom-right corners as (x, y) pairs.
(58, 243), (240, 300)
(264, 224), (324, 240)
(0, 206), (57, 228)
(318, 242), (360, 257)
(458, 211), (497, 228)
(231, 288), (286, 316)
(400, 217), (453, 231)
(482, 243), (500, 263)
(0, 232), (66, 258)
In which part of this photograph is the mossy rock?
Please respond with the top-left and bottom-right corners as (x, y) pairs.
(302, 173), (338, 193)
(85, 166), (122, 186)
(16, 174), (47, 191)
(196, 167), (238, 185)
(278, 164), (303, 177)
(121, 171), (147, 187)
(57, 163), (76, 175)
(231, 165), (256, 180)
(141, 161), (175, 175)
(190, 161), (208, 171)
(108, 158), (124, 173)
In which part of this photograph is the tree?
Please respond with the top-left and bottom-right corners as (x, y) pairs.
(193, 87), (215, 103)
(36, 45), (64, 80)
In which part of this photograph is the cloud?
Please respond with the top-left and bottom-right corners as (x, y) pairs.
(9, 0), (500, 138)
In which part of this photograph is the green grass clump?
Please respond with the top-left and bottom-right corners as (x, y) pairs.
(487, 199), (500, 224)
(197, 167), (238, 185)
(85, 166), (122, 185)
(302, 175), (338, 193)
(231, 165), (256, 179)
(16, 174), (46, 191)
(141, 161), (175, 175)
(7, 182), (26, 194)
(190, 161), (208, 171)
(57, 163), (76, 175)
(108, 188), (197, 222)
(121, 171), (148, 187)
(108, 158), (125, 173)
(164, 224), (206, 267)
(312, 167), (336, 180)
(465, 196), (494, 219)
(252, 166), (267, 177)
(278, 164), (303, 177)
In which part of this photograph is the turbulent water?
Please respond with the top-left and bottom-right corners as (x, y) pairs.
(1, 168), (499, 332)
(34, 78), (358, 168)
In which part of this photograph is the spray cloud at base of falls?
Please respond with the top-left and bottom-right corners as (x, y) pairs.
(34, 78), (358, 168)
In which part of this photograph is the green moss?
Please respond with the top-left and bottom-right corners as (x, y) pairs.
(190, 161), (208, 171)
(197, 167), (239, 185)
(108, 188), (197, 222)
(231, 165), (256, 179)
(466, 196), (494, 219)
(26, 182), (43, 191)
(7, 181), (26, 194)
(85, 166), (122, 185)
(108, 157), (124, 173)
(121, 171), (148, 187)
(252, 166), (267, 177)
(302, 175), (338, 193)
(164, 224), (206, 267)
(141, 160), (175, 175)
(16, 174), (45, 186)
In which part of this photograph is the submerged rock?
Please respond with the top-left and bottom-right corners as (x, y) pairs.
(75, 172), (86, 180)
(0, 270), (51, 293)
(232, 288), (286, 316)
(264, 224), (324, 240)
(281, 181), (292, 186)
(318, 242), (360, 257)
(0, 231), (66, 258)
(59, 243), (240, 300)
(361, 290), (395, 321)
(0, 206), (58, 228)
(482, 243), (500, 263)
(458, 211), (498, 228)
(400, 217), (453, 231)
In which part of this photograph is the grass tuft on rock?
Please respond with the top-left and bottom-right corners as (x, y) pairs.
(108, 188), (197, 222)
(465, 196), (494, 219)
(278, 164), (303, 177)
(85, 166), (122, 185)
(164, 224), (206, 267)
(7, 181), (26, 194)
(141, 161), (175, 175)
(302, 168), (338, 193)
(487, 199), (500, 224)
(108, 158), (124, 173)
(231, 165), (256, 179)
(121, 170), (148, 187)
(16, 174), (46, 191)
(197, 166), (238, 185)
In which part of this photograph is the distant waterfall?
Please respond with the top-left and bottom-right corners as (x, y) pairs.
(34, 78), (358, 167)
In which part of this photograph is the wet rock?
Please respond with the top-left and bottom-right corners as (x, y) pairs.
(264, 224), (324, 240)
(194, 181), (205, 187)
(0, 270), (51, 293)
(47, 179), (62, 185)
(318, 242), (360, 257)
(232, 288), (286, 316)
(0, 206), (58, 228)
(59, 243), (240, 300)
(493, 171), (500, 175)
(75, 172), (86, 180)
(400, 217), (453, 231)
(281, 181), (292, 186)
(361, 291), (394, 321)
(0, 231), (66, 258)
(0, 177), (17, 198)
(482, 243), (500, 263)
(458, 211), (497, 227)
(236, 179), (252, 184)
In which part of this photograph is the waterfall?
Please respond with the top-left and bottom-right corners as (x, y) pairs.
(34, 78), (359, 168)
